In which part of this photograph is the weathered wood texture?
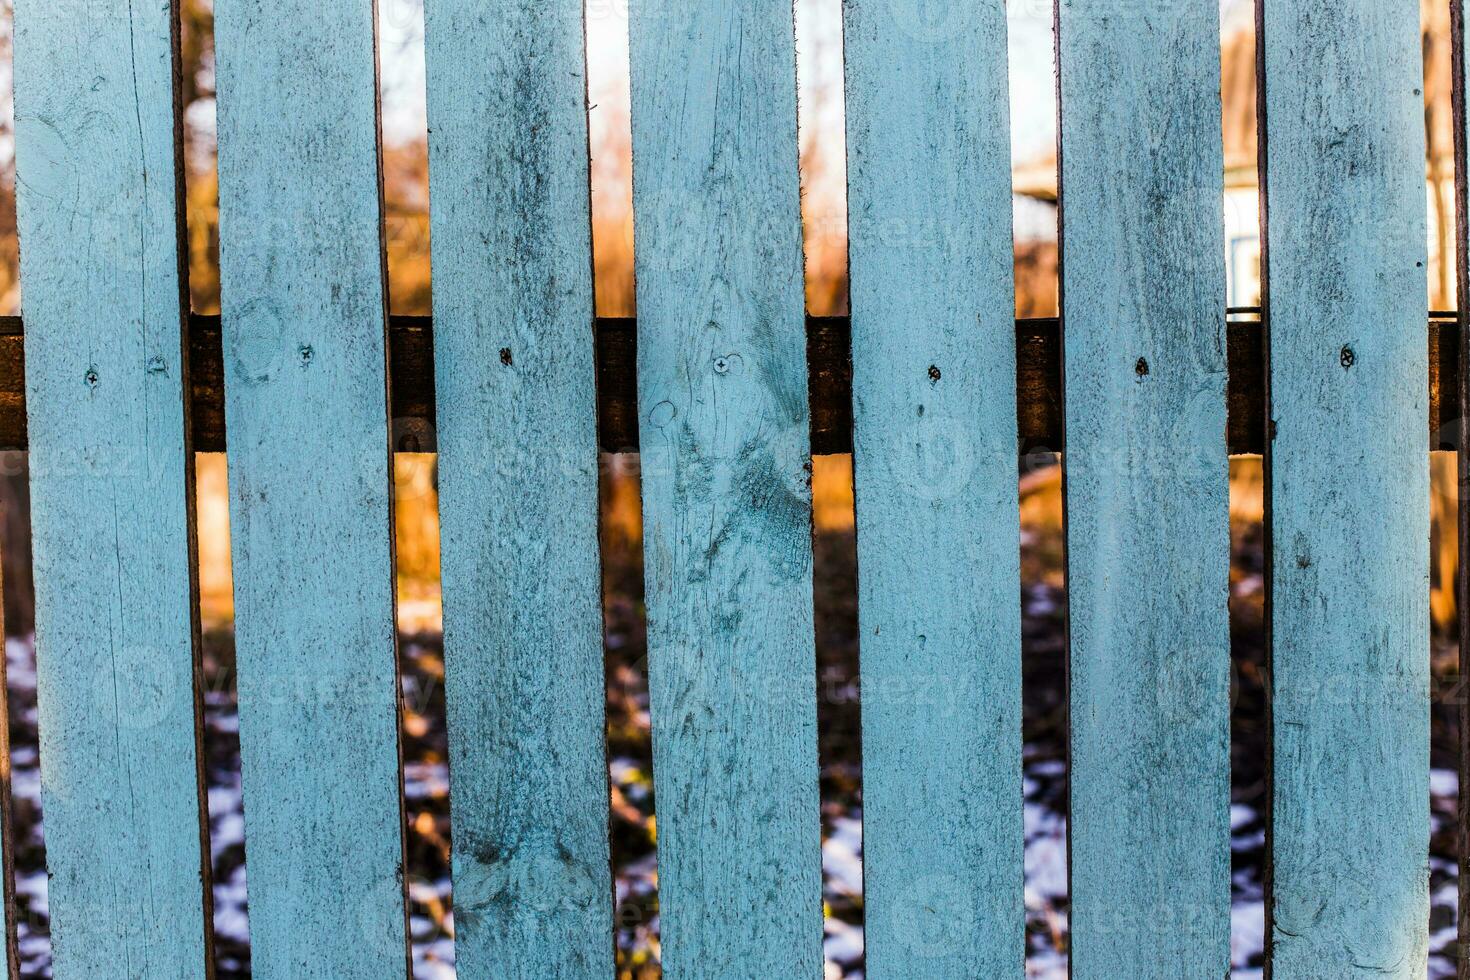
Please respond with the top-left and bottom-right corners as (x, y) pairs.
(13, 2), (212, 976)
(1057, 1), (1232, 975)
(0, 314), (1459, 455)
(628, 1), (823, 974)
(212, 1), (408, 975)
(843, 2), (1022, 975)
(424, 1), (613, 975)
(1260, 1), (1430, 974)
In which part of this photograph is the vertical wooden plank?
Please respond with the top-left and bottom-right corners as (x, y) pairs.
(628, 1), (823, 974)
(212, 2), (408, 975)
(1056, 1), (1232, 975)
(13, 2), (213, 976)
(841, 3), (1022, 976)
(1259, 0), (1430, 974)
(423, 1), (613, 976)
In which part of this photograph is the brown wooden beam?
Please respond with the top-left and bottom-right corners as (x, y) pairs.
(0, 313), (1454, 455)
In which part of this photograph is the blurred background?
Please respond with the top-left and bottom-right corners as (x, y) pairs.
(0, 0), (1463, 977)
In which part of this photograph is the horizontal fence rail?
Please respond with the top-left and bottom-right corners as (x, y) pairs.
(0, 312), (1457, 456)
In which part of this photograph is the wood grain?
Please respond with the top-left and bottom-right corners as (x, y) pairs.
(1057, 1), (1232, 974)
(13, 1), (212, 975)
(1259, 1), (1431, 974)
(212, 0), (408, 974)
(842, 1), (1023, 975)
(628, 1), (823, 974)
(424, 0), (613, 974)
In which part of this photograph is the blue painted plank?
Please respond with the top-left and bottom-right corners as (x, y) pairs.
(841, 2), (1023, 975)
(423, 2), (613, 975)
(13, 2), (212, 976)
(1056, 2), (1233, 975)
(627, 1), (823, 974)
(1259, 2), (1430, 974)
(212, 2), (408, 975)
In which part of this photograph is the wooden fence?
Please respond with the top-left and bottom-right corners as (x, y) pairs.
(2, 0), (1463, 977)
